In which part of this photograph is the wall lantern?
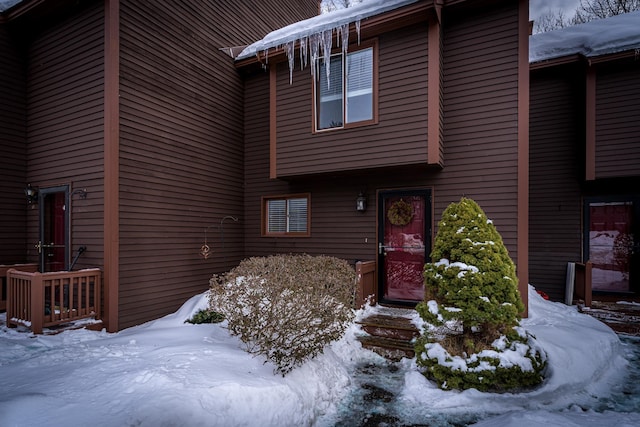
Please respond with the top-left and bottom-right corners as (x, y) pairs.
(71, 188), (88, 199)
(24, 184), (38, 205)
(356, 192), (367, 212)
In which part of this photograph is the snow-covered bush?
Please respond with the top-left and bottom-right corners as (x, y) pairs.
(415, 198), (546, 391)
(209, 254), (356, 375)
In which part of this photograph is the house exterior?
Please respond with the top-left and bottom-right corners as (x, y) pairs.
(529, 11), (640, 302)
(236, 0), (530, 312)
(5, 0), (584, 333)
(0, 0), (318, 331)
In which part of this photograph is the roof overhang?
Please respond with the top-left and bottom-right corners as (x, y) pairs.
(234, 0), (433, 69)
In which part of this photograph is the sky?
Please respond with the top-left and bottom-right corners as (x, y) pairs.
(529, 0), (582, 22)
(1, 286), (639, 426)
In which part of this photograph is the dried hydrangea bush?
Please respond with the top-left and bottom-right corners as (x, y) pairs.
(209, 254), (356, 375)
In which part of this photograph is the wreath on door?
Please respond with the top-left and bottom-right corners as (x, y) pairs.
(387, 199), (413, 226)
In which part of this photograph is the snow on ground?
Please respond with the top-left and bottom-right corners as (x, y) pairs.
(1, 286), (639, 427)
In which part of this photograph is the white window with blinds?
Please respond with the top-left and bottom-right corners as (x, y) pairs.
(263, 194), (310, 236)
(315, 43), (375, 131)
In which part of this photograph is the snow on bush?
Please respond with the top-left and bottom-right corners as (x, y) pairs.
(415, 198), (546, 391)
(209, 254), (356, 376)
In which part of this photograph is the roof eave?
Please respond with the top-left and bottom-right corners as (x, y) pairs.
(235, 0), (432, 69)
(530, 48), (640, 70)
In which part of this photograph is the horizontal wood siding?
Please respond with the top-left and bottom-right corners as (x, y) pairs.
(438, 2), (520, 258)
(244, 1), (522, 268)
(529, 66), (584, 301)
(0, 25), (27, 263)
(595, 62), (640, 179)
(25, 1), (105, 271)
(275, 23), (429, 177)
(118, 0), (318, 329)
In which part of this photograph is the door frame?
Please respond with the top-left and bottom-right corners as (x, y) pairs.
(38, 185), (71, 272)
(583, 194), (640, 294)
(377, 187), (432, 306)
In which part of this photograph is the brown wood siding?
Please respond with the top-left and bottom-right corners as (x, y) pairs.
(244, 1), (522, 269)
(25, 2), (105, 271)
(595, 62), (640, 179)
(118, 0), (318, 329)
(529, 66), (584, 301)
(438, 2), (520, 258)
(0, 25), (27, 263)
(274, 23), (429, 177)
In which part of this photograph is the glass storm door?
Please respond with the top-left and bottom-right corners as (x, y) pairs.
(586, 200), (639, 293)
(378, 189), (431, 304)
(38, 186), (70, 272)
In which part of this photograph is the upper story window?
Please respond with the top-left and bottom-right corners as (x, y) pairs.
(314, 42), (376, 131)
(262, 194), (310, 236)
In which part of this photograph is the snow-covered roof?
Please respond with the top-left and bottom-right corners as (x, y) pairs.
(530, 10), (640, 64)
(235, 0), (419, 61)
(0, 0), (22, 13)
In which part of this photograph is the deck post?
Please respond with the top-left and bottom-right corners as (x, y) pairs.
(355, 261), (377, 308)
(31, 272), (44, 335)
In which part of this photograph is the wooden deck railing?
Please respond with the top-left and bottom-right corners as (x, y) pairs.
(1, 263), (38, 312)
(356, 260), (377, 308)
(6, 268), (101, 334)
(574, 261), (593, 307)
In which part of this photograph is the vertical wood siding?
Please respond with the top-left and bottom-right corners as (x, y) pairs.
(118, 0), (318, 329)
(275, 23), (430, 177)
(529, 66), (584, 301)
(595, 62), (640, 179)
(244, 2), (522, 269)
(0, 25), (27, 263)
(25, 2), (105, 271)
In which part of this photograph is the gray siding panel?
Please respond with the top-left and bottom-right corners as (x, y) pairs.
(595, 63), (640, 179)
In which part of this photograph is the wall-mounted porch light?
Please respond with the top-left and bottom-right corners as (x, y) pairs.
(71, 188), (88, 199)
(356, 192), (367, 212)
(24, 184), (38, 205)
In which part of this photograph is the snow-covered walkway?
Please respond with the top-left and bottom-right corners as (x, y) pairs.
(1, 286), (639, 426)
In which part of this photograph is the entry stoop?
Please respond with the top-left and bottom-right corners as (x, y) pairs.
(356, 308), (420, 361)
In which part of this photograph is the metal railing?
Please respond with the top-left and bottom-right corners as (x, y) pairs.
(6, 268), (101, 334)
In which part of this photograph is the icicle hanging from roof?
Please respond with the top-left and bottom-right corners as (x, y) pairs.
(277, 20), (361, 88)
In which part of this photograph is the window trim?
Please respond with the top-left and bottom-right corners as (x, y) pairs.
(312, 39), (378, 133)
(261, 193), (311, 237)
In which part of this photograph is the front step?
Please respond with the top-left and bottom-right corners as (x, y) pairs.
(356, 308), (420, 361)
(580, 301), (640, 336)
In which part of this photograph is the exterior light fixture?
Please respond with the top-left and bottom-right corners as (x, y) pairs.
(356, 192), (367, 212)
(24, 184), (38, 205)
(71, 188), (88, 199)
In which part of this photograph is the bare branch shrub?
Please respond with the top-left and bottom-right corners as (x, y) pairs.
(209, 254), (356, 375)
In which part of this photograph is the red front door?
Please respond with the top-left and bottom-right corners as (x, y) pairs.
(378, 189), (431, 304)
(39, 187), (69, 272)
(587, 200), (638, 293)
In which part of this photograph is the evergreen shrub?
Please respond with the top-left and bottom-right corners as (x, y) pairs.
(185, 309), (225, 324)
(209, 254), (356, 375)
(415, 198), (546, 391)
